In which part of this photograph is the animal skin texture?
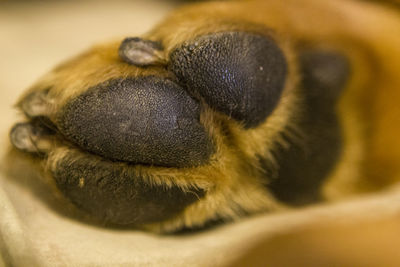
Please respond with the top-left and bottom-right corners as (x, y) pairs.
(6, 0), (400, 239)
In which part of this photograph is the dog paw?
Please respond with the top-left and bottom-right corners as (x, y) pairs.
(9, 11), (349, 232)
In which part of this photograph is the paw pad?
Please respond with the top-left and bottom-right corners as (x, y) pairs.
(57, 76), (214, 167)
(170, 31), (288, 128)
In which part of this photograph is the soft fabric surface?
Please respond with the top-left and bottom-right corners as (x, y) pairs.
(1, 1), (400, 266)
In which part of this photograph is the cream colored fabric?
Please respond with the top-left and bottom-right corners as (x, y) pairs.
(1, 1), (400, 266)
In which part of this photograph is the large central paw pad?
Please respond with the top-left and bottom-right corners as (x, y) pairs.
(58, 76), (214, 168)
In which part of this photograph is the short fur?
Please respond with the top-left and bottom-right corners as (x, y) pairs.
(8, 0), (400, 233)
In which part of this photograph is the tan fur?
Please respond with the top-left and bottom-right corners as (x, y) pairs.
(9, 0), (400, 233)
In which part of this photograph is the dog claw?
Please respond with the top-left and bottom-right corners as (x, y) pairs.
(10, 121), (54, 154)
(119, 37), (164, 66)
(20, 90), (53, 118)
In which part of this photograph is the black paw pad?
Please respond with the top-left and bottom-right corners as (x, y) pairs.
(53, 157), (205, 225)
(57, 76), (214, 168)
(299, 49), (350, 102)
(169, 31), (288, 128)
(263, 49), (350, 205)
